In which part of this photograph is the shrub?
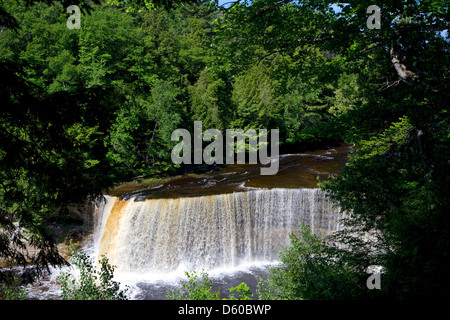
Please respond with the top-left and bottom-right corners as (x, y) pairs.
(257, 222), (363, 300)
(165, 270), (220, 300)
(1, 277), (29, 300)
(57, 248), (128, 300)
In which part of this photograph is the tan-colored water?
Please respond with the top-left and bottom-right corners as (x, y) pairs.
(95, 188), (343, 274)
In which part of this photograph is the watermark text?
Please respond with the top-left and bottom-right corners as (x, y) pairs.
(171, 121), (279, 175)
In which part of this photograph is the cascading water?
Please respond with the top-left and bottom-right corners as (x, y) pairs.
(91, 188), (342, 278)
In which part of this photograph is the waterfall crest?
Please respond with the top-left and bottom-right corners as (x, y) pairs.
(92, 188), (341, 274)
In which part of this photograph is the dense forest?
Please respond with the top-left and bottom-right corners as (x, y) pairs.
(0, 0), (448, 300)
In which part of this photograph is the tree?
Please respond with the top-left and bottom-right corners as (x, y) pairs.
(257, 223), (366, 300)
(0, 0), (125, 283)
(106, 80), (184, 177)
(0, 62), (124, 282)
(77, 6), (141, 88)
(211, 1), (354, 147)
(320, 0), (449, 300)
(231, 61), (279, 130)
(217, 0), (449, 299)
(189, 68), (228, 131)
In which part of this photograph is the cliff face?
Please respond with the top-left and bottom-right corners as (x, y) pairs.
(0, 200), (99, 269)
(52, 200), (99, 260)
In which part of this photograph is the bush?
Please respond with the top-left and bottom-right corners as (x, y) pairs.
(57, 248), (128, 300)
(257, 222), (363, 300)
(226, 282), (253, 300)
(165, 270), (220, 300)
(166, 270), (255, 300)
(1, 277), (29, 300)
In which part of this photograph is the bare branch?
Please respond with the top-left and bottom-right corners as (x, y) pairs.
(221, 0), (243, 11)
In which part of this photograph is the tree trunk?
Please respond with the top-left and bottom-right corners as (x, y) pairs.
(390, 47), (418, 85)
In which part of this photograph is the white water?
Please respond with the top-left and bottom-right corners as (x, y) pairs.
(91, 188), (342, 282)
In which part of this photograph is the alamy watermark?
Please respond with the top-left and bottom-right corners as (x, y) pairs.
(66, 5), (81, 29)
(366, 265), (383, 290)
(171, 121), (279, 175)
(66, 4), (379, 30)
(367, 5), (381, 30)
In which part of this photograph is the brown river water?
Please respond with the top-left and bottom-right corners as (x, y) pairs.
(109, 143), (351, 200)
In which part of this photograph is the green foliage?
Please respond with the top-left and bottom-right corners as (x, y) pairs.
(166, 270), (255, 300)
(105, 80), (183, 177)
(317, 0), (449, 299)
(231, 62), (279, 130)
(165, 270), (220, 300)
(213, 0), (448, 300)
(256, 223), (364, 300)
(322, 116), (450, 299)
(1, 277), (29, 300)
(0, 61), (121, 281)
(189, 68), (228, 130)
(105, 0), (202, 12)
(226, 282), (253, 300)
(77, 6), (141, 88)
(57, 248), (128, 300)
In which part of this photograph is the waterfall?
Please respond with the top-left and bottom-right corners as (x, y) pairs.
(92, 188), (341, 276)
